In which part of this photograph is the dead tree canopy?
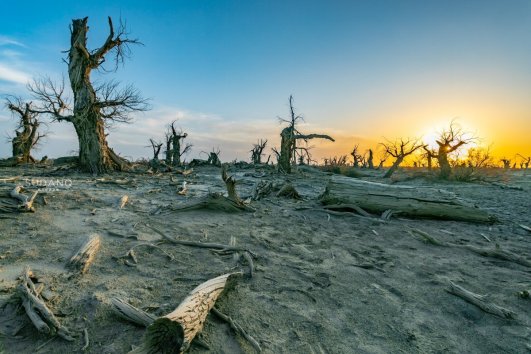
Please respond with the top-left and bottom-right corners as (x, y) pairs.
(432, 119), (481, 179)
(276, 95), (334, 173)
(379, 137), (424, 178)
(4, 96), (46, 163)
(250, 139), (267, 164)
(28, 17), (149, 173)
(165, 121), (192, 166)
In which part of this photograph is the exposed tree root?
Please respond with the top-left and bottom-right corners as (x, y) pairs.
(276, 183), (301, 199)
(0, 182), (38, 212)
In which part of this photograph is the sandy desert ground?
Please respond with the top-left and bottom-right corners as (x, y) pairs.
(0, 164), (530, 354)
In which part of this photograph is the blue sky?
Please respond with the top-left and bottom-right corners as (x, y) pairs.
(1, 0), (530, 162)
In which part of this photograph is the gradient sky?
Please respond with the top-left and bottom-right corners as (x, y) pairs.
(1, 0), (530, 164)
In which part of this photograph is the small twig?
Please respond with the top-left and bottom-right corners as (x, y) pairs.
(211, 308), (262, 352)
(480, 233), (491, 242)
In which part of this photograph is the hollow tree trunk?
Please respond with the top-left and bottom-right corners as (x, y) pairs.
(383, 156), (404, 178)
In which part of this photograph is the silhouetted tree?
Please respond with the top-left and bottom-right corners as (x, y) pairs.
(379, 137), (424, 178)
(431, 119), (480, 179)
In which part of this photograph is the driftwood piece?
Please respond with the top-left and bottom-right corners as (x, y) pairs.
(464, 245), (531, 267)
(492, 182), (523, 191)
(0, 174), (23, 182)
(323, 203), (371, 218)
(445, 280), (515, 319)
(276, 183), (301, 199)
(321, 175), (495, 222)
(16, 265), (74, 340)
(211, 308), (261, 352)
(408, 228), (531, 267)
(111, 298), (156, 327)
(0, 182), (38, 212)
(129, 272), (243, 354)
(98, 179), (136, 185)
(147, 225), (257, 257)
(66, 234), (101, 274)
(118, 195), (129, 209)
(250, 180), (272, 201)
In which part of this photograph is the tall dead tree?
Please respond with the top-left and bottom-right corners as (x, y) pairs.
(432, 119), (480, 179)
(4, 96), (46, 163)
(28, 17), (149, 173)
(276, 95), (334, 173)
(379, 137), (424, 178)
(250, 139), (267, 164)
(500, 158), (511, 170)
(165, 121), (191, 166)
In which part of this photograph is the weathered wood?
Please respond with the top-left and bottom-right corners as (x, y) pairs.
(129, 272), (243, 354)
(321, 175), (494, 222)
(111, 298), (156, 327)
(0, 182), (38, 212)
(66, 234), (101, 274)
(16, 265), (74, 341)
(118, 195), (129, 209)
(211, 308), (261, 352)
(276, 183), (301, 199)
(445, 280), (515, 319)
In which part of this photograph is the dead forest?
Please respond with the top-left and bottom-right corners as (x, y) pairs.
(1, 16), (531, 354)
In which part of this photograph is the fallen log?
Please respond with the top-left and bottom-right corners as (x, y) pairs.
(129, 272), (242, 354)
(0, 155), (23, 167)
(445, 280), (515, 319)
(66, 234), (101, 274)
(321, 175), (495, 222)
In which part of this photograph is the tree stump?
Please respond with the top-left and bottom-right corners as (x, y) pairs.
(129, 272), (242, 354)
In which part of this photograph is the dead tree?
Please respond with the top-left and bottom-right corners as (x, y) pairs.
(432, 119), (481, 179)
(379, 137), (424, 178)
(165, 121), (191, 166)
(500, 158), (511, 170)
(422, 145), (437, 170)
(203, 148), (221, 167)
(28, 17), (149, 173)
(350, 144), (361, 167)
(366, 149), (374, 169)
(250, 139), (267, 164)
(147, 139), (163, 172)
(517, 154), (530, 169)
(4, 96), (47, 163)
(276, 95), (334, 173)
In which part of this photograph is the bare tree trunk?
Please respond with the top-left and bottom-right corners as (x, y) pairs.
(438, 149), (451, 179)
(172, 135), (182, 166)
(278, 127), (294, 173)
(383, 156), (404, 178)
(367, 149), (374, 169)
